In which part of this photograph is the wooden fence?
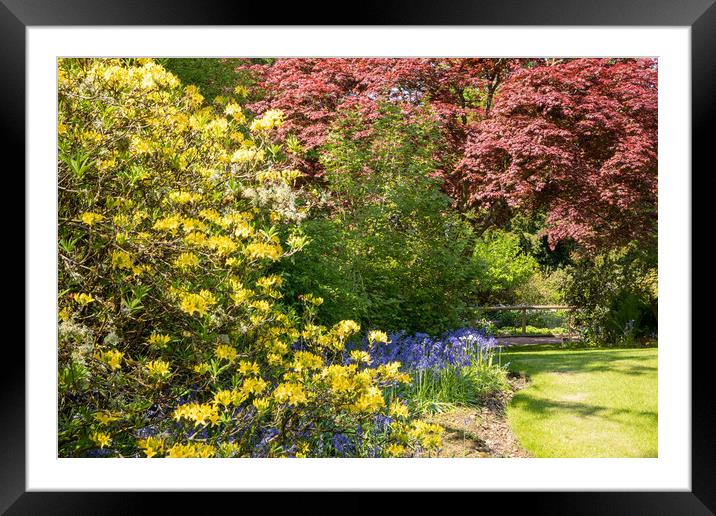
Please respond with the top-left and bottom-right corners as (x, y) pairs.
(473, 304), (573, 336)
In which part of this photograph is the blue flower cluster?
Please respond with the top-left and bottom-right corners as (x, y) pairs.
(353, 327), (499, 371)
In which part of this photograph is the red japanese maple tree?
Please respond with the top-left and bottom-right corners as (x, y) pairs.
(458, 58), (658, 252)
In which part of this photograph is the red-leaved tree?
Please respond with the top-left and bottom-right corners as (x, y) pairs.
(457, 58), (658, 252)
(242, 58), (524, 174)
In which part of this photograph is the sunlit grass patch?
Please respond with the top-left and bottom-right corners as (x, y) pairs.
(501, 346), (657, 457)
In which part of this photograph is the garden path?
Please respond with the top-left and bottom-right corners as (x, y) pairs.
(496, 336), (569, 346)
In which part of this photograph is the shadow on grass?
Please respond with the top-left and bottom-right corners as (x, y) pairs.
(510, 394), (658, 425)
(502, 350), (657, 377)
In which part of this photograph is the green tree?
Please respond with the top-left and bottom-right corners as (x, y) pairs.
(471, 228), (538, 304)
(564, 244), (657, 345)
(282, 104), (477, 334)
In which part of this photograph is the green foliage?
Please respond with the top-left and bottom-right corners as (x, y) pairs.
(472, 229), (538, 303)
(514, 269), (569, 305)
(564, 244), (657, 346)
(159, 58), (259, 103)
(57, 58), (438, 459)
(282, 104), (478, 334)
(508, 212), (575, 269)
(403, 362), (510, 415)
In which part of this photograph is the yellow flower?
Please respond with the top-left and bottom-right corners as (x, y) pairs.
(173, 252), (199, 270)
(73, 292), (95, 306)
(273, 382), (307, 406)
(231, 288), (253, 305)
(351, 386), (385, 413)
(179, 290), (217, 317)
(153, 214), (184, 234)
(206, 235), (238, 256)
(193, 362), (211, 374)
(97, 349), (123, 371)
(250, 300), (272, 312)
(252, 397), (270, 412)
(184, 84), (204, 106)
(386, 443), (406, 457)
(230, 147), (265, 163)
(244, 241), (283, 261)
(249, 109), (284, 132)
(322, 364), (357, 393)
(349, 350), (372, 365)
(267, 353), (284, 366)
(173, 402), (219, 427)
(58, 306), (72, 321)
(146, 359), (171, 379)
(204, 118), (228, 137)
(234, 84), (249, 97)
(218, 441), (243, 458)
(300, 293), (324, 306)
(334, 320), (360, 339)
(79, 212), (104, 226)
(376, 361), (412, 384)
(224, 102), (244, 120)
(242, 376), (268, 395)
(166, 442), (215, 458)
(111, 250), (133, 270)
(389, 402), (410, 419)
(147, 332), (171, 348)
(198, 208), (221, 223)
(184, 231), (208, 247)
(255, 275), (283, 289)
(130, 136), (152, 155)
(215, 343), (238, 363)
(368, 330), (389, 344)
(90, 431), (112, 449)
(93, 411), (120, 426)
(292, 351), (324, 372)
(167, 190), (203, 204)
(181, 217), (207, 234)
(295, 442), (310, 458)
(238, 360), (260, 376)
(408, 421), (444, 450)
(138, 436), (165, 458)
(213, 389), (234, 407)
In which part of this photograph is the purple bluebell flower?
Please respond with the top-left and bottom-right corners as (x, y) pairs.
(332, 433), (354, 457)
(86, 448), (114, 458)
(350, 326), (498, 372)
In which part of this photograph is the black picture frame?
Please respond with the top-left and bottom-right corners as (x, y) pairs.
(4, 1), (710, 513)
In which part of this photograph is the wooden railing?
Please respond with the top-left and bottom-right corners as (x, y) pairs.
(473, 304), (572, 336)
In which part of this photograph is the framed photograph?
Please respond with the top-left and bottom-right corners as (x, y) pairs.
(6, 0), (710, 513)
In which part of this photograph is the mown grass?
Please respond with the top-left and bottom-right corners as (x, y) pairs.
(500, 345), (657, 457)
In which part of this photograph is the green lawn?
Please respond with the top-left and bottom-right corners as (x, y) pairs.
(500, 346), (657, 458)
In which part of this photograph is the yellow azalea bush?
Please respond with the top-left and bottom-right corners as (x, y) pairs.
(57, 58), (441, 458)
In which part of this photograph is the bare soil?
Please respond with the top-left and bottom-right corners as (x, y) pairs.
(427, 374), (530, 458)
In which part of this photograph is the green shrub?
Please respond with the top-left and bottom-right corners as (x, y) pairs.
(159, 58), (261, 103)
(515, 269), (570, 305)
(472, 229), (539, 304)
(564, 244), (657, 346)
(57, 58), (441, 458)
(281, 104), (477, 334)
